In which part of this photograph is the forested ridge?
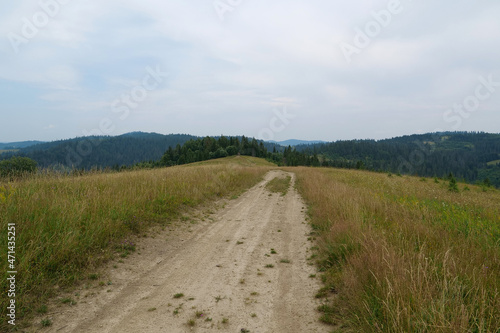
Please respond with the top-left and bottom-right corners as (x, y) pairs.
(1, 131), (499, 187)
(0, 133), (198, 170)
(158, 135), (318, 167)
(297, 132), (500, 187)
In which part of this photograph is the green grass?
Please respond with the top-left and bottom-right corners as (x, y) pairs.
(61, 297), (76, 305)
(36, 305), (48, 314)
(40, 318), (52, 327)
(293, 167), (500, 332)
(265, 175), (291, 196)
(0, 161), (270, 329)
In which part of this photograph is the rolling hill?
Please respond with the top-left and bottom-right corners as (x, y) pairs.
(1, 131), (499, 187)
(0, 140), (45, 150)
(296, 132), (500, 187)
(0, 133), (198, 169)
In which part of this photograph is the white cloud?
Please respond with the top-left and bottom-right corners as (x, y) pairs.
(0, 0), (499, 142)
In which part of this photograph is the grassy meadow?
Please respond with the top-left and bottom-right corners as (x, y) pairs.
(0, 156), (273, 329)
(292, 167), (500, 332)
(2, 156), (499, 332)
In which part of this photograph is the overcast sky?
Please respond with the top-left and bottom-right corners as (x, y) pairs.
(1, 0), (499, 143)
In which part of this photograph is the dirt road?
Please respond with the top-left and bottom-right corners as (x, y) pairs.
(37, 170), (328, 333)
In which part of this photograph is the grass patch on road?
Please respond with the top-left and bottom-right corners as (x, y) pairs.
(265, 175), (291, 196)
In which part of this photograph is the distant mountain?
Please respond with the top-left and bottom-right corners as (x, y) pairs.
(271, 139), (326, 146)
(0, 133), (198, 169)
(0, 141), (45, 150)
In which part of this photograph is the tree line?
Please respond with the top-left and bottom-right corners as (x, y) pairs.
(158, 136), (319, 167)
(297, 132), (500, 187)
(1, 131), (498, 188)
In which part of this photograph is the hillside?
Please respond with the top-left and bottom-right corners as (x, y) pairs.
(297, 132), (500, 187)
(2, 131), (499, 187)
(1, 159), (498, 332)
(0, 133), (284, 170)
(1, 133), (198, 169)
(0, 141), (45, 150)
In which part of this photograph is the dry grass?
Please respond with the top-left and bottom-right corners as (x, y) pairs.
(0, 159), (270, 329)
(292, 167), (500, 332)
(265, 175), (291, 196)
(189, 155), (277, 167)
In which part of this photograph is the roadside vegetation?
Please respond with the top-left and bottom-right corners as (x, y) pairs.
(0, 156), (272, 329)
(293, 167), (500, 332)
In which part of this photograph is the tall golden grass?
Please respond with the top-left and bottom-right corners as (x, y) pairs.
(293, 167), (500, 332)
(0, 158), (271, 329)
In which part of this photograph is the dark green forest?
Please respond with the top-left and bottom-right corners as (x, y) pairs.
(158, 135), (318, 168)
(0, 133), (198, 170)
(297, 132), (500, 187)
(1, 131), (499, 187)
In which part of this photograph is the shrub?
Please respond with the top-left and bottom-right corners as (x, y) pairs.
(0, 156), (37, 178)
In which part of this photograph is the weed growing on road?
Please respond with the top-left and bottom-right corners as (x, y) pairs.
(265, 176), (291, 196)
(173, 304), (183, 316)
(40, 318), (52, 327)
(61, 297), (76, 305)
